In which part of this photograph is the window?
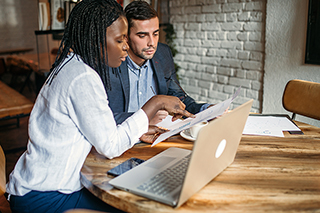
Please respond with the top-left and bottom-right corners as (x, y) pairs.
(305, 0), (320, 65)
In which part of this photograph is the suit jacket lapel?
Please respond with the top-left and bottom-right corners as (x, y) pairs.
(118, 60), (130, 111)
(152, 57), (167, 95)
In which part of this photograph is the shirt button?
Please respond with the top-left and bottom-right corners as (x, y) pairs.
(139, 92), (142, 95)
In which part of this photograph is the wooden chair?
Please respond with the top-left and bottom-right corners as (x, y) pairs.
(0, 145), (6, 196)
(51, 47), (59, 56)
(0, 145), (11, 213)
(282, 79), (320, 120)
(6, 56), (34, 93)
(0, 57), (7, 80)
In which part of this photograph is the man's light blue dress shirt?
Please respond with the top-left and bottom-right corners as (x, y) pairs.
(127, 56), (157, 112)
(127, 56), (210, 112)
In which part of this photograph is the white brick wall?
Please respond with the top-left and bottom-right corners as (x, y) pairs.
(170, 0), (266, 112)
(1, 0), (265, 112)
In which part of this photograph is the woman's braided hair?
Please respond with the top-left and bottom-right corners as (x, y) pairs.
(47, 0), (124, 90)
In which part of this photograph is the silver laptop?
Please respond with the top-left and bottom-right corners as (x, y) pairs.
(109, 99), (253, 208)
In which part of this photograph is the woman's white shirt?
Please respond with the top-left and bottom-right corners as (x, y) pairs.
(6, 55), (148, 196)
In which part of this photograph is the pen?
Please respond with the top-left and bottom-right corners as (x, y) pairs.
(150, 86), (156, 95)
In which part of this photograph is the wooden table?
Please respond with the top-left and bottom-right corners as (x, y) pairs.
(0, 48), (33, 56)
(0, 80), (33, 127)
(81, 121), (320, 212)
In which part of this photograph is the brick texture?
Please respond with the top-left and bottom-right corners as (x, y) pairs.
(1, 0), (265, 112)
(170, 0), (266, 112)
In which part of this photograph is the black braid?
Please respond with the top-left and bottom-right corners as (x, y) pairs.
(47, 0), (124, 90)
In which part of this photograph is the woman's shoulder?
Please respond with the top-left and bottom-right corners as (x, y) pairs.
(60, 55), (99, 80)
(47, 54), (102, 94)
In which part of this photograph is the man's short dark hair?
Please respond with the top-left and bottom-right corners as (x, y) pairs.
(125, 0), (158, 34)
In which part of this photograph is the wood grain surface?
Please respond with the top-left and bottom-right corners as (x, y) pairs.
(0, 81), (33, 118)
(81, 121), (320, 213)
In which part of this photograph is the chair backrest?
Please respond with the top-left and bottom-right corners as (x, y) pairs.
(282, 79), (320, 120)
(6, 56), (33, 74)
(0, 145), (6, 196)
(0, 57), (7, 77)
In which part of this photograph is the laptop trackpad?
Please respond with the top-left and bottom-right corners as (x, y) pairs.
(145, 156), (176, 169)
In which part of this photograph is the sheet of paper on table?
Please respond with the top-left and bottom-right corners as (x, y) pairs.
(152, 87), (241, 146)
(242, 115), (301, 137)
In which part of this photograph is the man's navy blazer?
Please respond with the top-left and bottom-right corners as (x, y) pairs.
(106, 43), (205, 124)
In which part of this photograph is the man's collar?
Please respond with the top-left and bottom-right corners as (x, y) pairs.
(127, 55), (149, 71)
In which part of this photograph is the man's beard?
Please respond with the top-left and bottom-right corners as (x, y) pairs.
(136, 47), (156, 61)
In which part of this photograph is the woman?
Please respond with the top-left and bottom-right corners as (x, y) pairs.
(6, 0), (193, 212)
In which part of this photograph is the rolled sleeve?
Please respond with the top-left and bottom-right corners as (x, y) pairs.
(67, 68), (148, 158)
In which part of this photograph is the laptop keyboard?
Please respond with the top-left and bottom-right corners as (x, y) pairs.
(137, 154), (191, 197)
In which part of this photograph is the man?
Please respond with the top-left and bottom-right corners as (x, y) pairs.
(106, 0), (211, 125)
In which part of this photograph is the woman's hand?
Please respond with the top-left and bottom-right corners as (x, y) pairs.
(149, 110), (169, 125)
(139, 125), (169, 143)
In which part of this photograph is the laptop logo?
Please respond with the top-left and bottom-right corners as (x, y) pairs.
(215, 139), (226, 158)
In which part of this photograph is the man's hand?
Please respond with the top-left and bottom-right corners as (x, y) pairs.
(142, 95), (195, 124)
(139, 125), (169, 143)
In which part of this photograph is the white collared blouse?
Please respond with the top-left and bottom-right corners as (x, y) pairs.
(6, 54), (148, 196)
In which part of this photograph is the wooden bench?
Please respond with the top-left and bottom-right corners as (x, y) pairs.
(0, 81), (33, 127)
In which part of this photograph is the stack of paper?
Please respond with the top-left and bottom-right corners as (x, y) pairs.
(152, 87), (241, 146)
(243, 115), (302, 137)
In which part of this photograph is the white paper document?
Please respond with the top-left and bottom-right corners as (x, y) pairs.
(243, 115), (301, 137)
(152, 87), (241, 146)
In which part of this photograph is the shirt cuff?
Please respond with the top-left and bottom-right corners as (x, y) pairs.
(130, 109), (149, 141)
(200, 103), (213, 112)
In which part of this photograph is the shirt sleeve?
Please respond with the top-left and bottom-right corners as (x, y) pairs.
(200, 103), (213, 111)
(67, 69), (148, 159)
